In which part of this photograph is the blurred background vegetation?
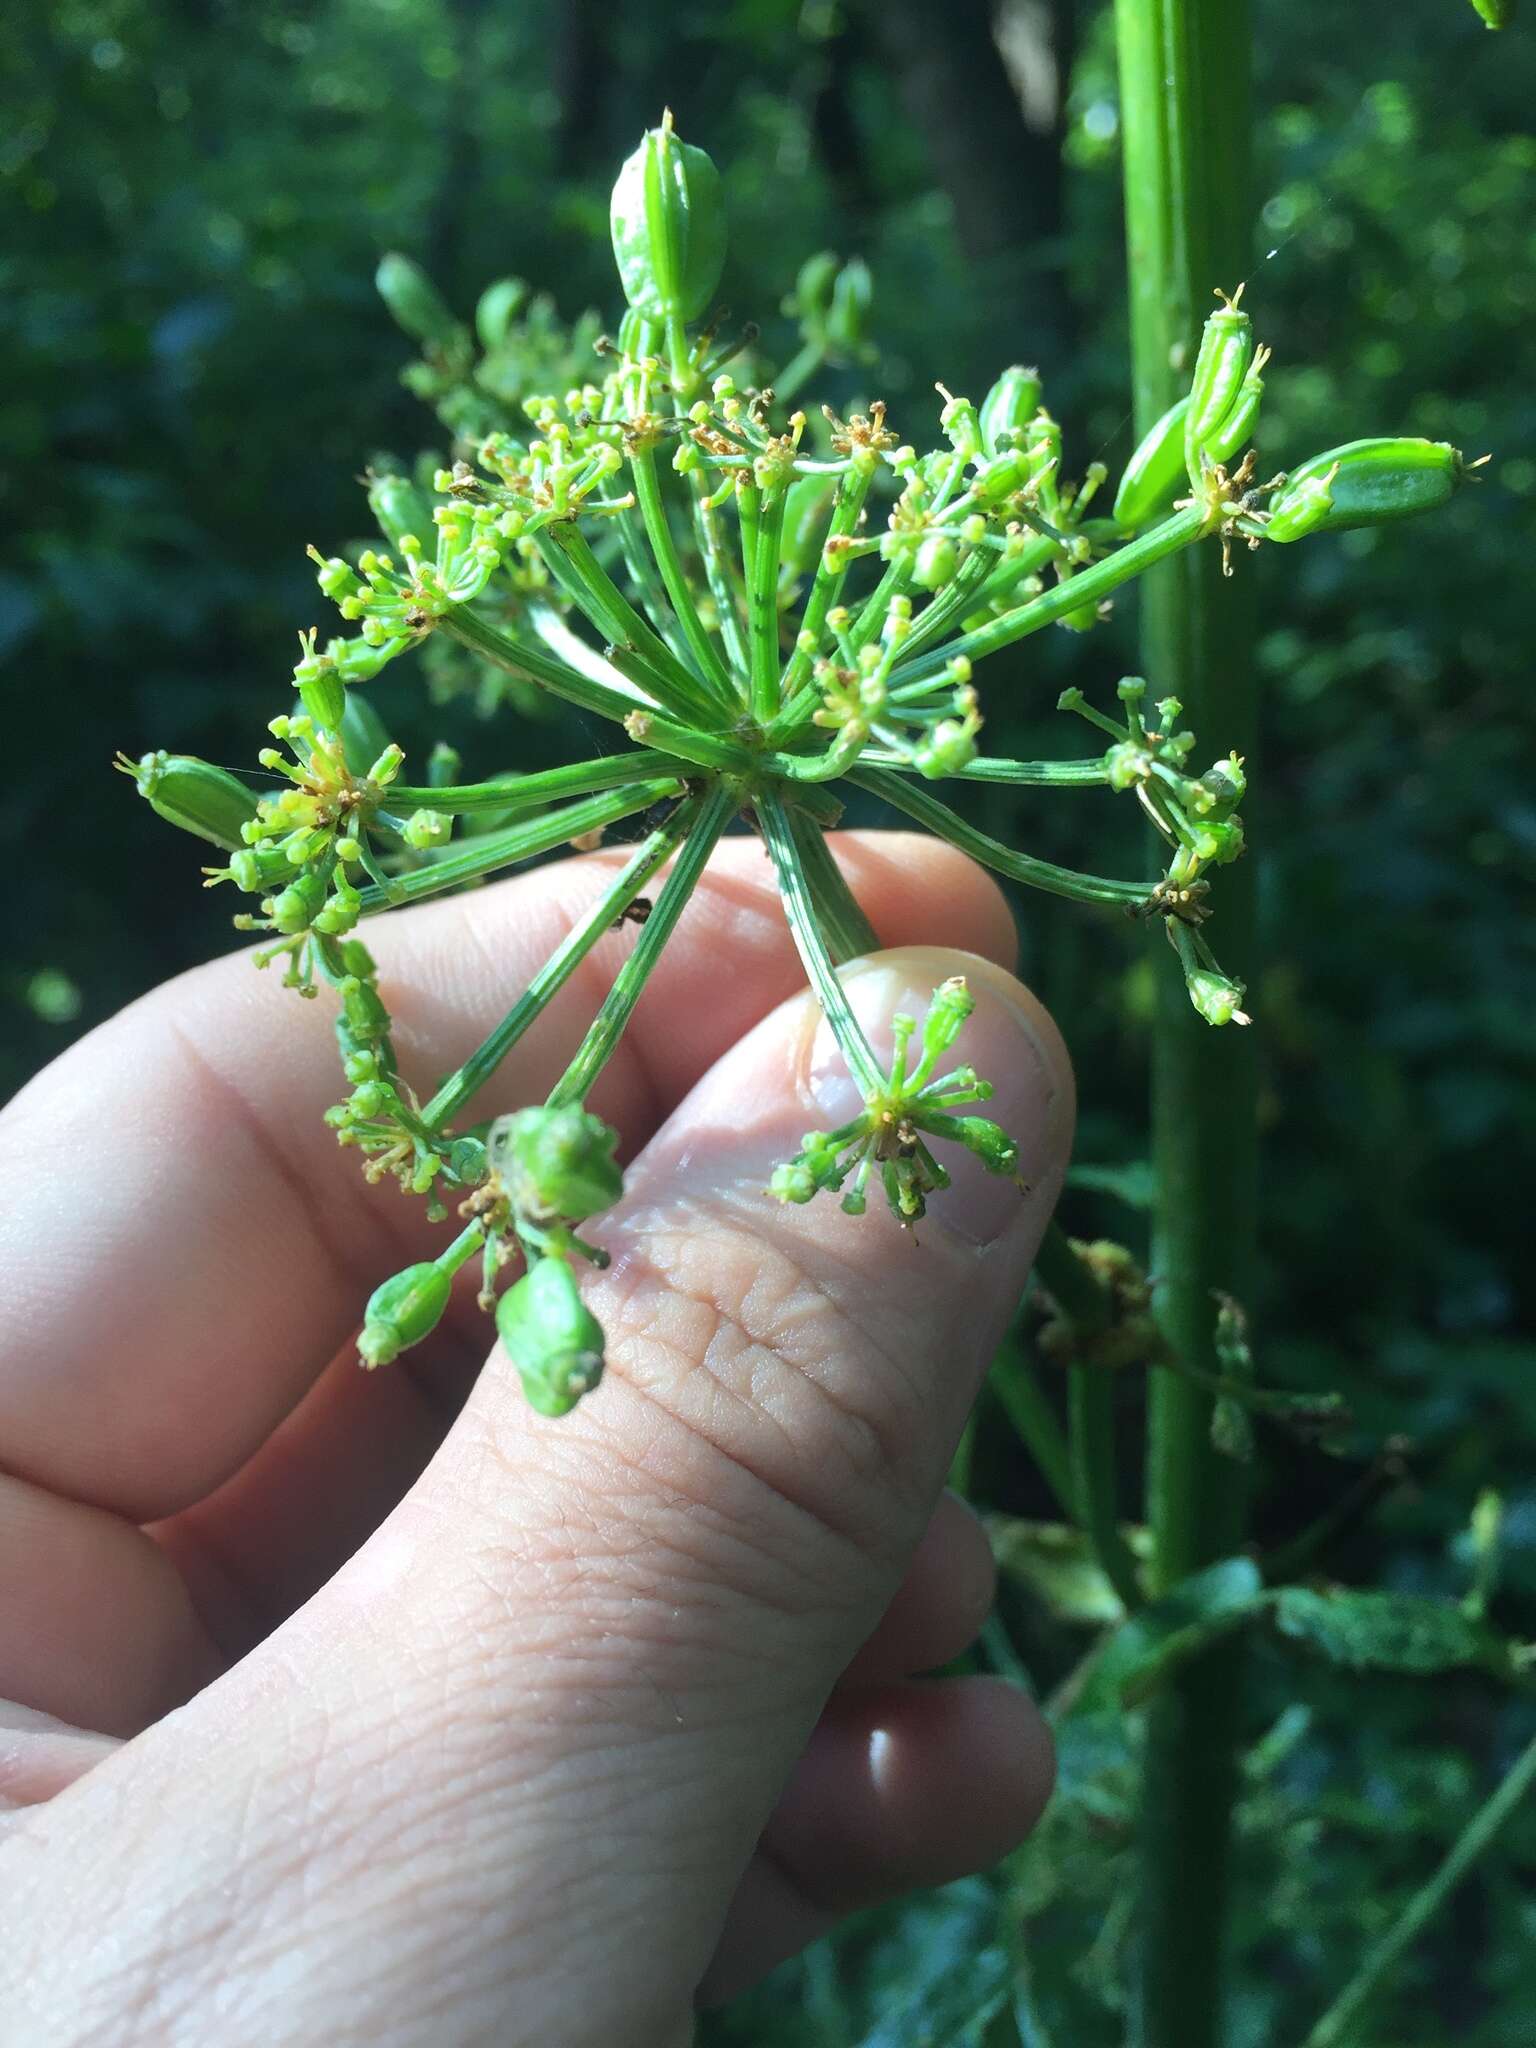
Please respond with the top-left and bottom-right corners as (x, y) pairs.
(5, 0), (1534, 2039)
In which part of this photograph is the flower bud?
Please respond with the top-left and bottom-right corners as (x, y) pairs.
(921, 976), (975, 1064)
(609, 116), (727, 324)
(913, 716), (977, 778)
(358, 1260), (453, 1369)
(913, 533), (959, 591)
(490, 1104), (624, 1225)
(402, 808), (452, 850)
(120, 751), (260, 851)
(375, 253), (457, 345)
(979, 366), (1041, 455)
(496, 1257), (606, 1417)
(1185, 963), (1251, 1028)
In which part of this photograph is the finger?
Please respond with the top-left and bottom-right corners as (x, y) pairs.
(0, 1705), (118, 1816)
(701, 1676), (1054, 2004)
(0, 948), (1071, 2045)
(0, 832), (1011, 1521)
(0, 1473), (219, 1737)
(839, 1489), (996, 1686)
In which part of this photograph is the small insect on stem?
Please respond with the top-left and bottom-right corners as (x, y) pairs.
(611, 895), (654, 929)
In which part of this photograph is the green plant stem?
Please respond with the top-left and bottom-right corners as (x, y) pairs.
(420, 800), (697, 1129)
(884, 505), (1203, 696)
(848, 767), (1148, 907)
(1301, 1729), (1536, 2048)
(773, 464), (875, 723)
(442, 605), (640, 724)
(353, 778), (680, 913)
(758, 789), (884, 1095)
(686, 474), (750, 678)
(988, 1342), (1077, 1522)
(629, 445), (737, 705)
(855, 752), (1111, 787)
(785, 809), (878, 962)
(547, 781), (737, 1107)
(537, 525), (720, 724)
(1034, 1226), (1144, 1611)
(1115, 4), (1256, 2045)
(386, 751), (687, 815)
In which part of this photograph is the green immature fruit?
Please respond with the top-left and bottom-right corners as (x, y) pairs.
(1469, 0), (1514, 25)
(826, 257), (873, 352)
(474, 276), (529, 352)
(1184, 288), (1254, 483)
(293, 647), (345, 732)
(496, 1256), (606, 1417)
(367, 472), (435, 554)
(1264, 438), (1467, 541)
(268, 865), (333, 935)
(120, 751), (261, 851)
(610, 117), (727, 324)
(979, 365), (1042, 454)
(1114, 396), (1192, 531)
(375, 253), (458, 346)
(358, 1260), (453, 1368)
(492, 1104), (624, 1226)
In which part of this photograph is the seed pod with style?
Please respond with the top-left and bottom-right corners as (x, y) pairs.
(496, 1256), (607, 1417)
(979, 366), (1042, 455)
(1264, 438), (1469, 542)
(1184, 287), (1255, 484)
(118, 751), (261, 851)
(609, 115), (727, 325)
(1114, 396), (1192, 531)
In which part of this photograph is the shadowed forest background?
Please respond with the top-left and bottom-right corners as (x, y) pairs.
(5, 1), (1534, 2040)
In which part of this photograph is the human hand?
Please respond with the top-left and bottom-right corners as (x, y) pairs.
(0, 830), (1070, 2046)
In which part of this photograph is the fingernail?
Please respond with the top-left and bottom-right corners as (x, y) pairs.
(802, 947), (1073, 1249)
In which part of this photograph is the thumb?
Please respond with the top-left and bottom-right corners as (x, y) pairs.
(3, 949), (1072, 2048)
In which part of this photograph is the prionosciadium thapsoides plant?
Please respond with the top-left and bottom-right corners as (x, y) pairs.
(122, 115), (1474, 1418)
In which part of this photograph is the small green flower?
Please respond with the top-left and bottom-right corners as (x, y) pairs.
(770, 978), (1021, 1226)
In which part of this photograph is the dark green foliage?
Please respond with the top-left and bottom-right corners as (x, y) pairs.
(5, 0), (1533, 2039)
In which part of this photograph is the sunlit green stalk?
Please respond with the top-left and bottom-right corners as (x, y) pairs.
(443, 604), (641, 723)
(1300, 1730), (1536, 2048)
(538, 525), (720, 724)
(421, 798), (699, 1129)
(547, 781), (737, 1106)
(1115, 5), (1255, 2045)
(354, 778), (679, 912)
(759, 789), (883, 1095)
(386, 750), (687, 815)
(885, 506), (1202, 696)
(629, 444), (737, 705)
(848, 767), (1147, 907)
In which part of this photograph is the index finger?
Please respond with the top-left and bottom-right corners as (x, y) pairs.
(0, 832), (1012, 1520)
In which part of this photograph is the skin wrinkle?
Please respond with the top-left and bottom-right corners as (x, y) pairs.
(591, 1211), (923, 1553)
